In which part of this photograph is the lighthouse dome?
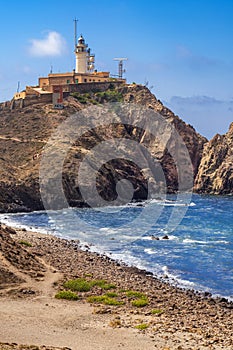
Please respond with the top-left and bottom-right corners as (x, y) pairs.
(78, 35), (85, 45)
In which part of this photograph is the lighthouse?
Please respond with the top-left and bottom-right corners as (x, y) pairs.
(75, 35), (95, 74)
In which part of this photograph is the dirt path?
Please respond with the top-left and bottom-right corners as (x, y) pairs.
(0, 297), (157, 350)
(0, 233), (156, 350)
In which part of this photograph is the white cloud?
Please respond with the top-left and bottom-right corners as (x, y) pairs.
(170, 95), (223, 106)
(29, 31), (66, 57)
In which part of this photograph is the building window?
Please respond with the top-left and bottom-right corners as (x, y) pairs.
(67, 79), (70, 84)
(84, 79), (87, 82)
(75, 79), (79, 84)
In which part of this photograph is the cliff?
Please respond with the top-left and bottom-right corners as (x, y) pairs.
(0, 84), (207, 212)
(194, 122), (233, 194)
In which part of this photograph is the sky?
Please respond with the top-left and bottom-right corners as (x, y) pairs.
(1, 0), (233, 139)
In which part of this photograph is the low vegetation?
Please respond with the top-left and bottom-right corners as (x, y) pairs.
(57, 278), (156, 312)
(104, 292), (118, 298)
(63, 278), (92, 292)
(151, 308), (163, 315)
(19, 240), (32, 247)
(55, 290), (79, 300)
(125, 290), (147, 299)
(71, 87), (123, 105)
(63, 278), (116, 292)
(71, 92), (98, 105)
(135, 323), (149, 330)
(95, 89), (123, 103)
(87, 294), (124, 306)
(131, 298), (149, 307)
(125, 290), (149, 307)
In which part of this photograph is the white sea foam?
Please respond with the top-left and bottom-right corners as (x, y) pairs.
(183, 238), (229, 245)
(144, 248), (156, 255)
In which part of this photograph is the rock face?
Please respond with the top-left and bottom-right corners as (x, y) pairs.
(0, 84), (207, 212)
(194, 122), (233, 194)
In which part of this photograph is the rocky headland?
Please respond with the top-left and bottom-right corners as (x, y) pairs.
(0, 84), (208, 213)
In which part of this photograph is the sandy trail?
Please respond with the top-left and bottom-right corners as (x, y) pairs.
(0, 297), (156, 350)
(0, 234), (155, 350)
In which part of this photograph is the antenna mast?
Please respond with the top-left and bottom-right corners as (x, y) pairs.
(113, 58), (128, 79)
(74, 18), (78, 50)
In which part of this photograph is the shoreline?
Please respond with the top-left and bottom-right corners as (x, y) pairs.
(1, 211), (233, 303)
(0, 224), (233, 349)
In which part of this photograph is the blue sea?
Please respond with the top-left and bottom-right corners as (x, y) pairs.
(1, 194), (233, 300)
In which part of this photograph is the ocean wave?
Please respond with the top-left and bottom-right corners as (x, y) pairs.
(183, 238), (229, 245)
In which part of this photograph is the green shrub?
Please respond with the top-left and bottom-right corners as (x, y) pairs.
(105, 292), (118, 298)
(95, 90), (123, 103)
(93, 280), (116, 290)
(63, 278), (116, 292)
(100, 283), (116, 290)
(19, 240), (32, 247)
(135, 323), (149, 330)
(87, 295), (124, 306)
(126, 290), (147, 299)
(55, 290), (79, 300)
(131, 298), (149, 307)
(63, 278), (92, 292)
(151, 309), (163, 315)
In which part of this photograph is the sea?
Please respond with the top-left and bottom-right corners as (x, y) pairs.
(0, 193), (232, 301)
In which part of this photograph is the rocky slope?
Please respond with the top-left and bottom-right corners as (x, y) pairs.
(195, 122), (233, 194)
(0, 84), (207, 212)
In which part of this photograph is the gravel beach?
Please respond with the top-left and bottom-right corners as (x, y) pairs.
(0, 225), (233, 350)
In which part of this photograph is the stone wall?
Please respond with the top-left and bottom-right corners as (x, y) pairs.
(1, 81), (125, 110)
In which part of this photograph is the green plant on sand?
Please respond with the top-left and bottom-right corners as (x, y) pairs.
(151, 308), (163, 315)
(135, 323), (149, 330)
(125, 290), (149, 307)
(63, 278), (116, 293)
(19, 240), (32, 247)
(131, 298), (149, 307)
(55, 290), (79, 300)
(87, 294), (124, 306)
(125, 290), (147, 299)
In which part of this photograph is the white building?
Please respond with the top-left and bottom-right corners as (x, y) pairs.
(75, 35), (95, 74)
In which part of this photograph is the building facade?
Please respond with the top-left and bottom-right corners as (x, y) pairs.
(14, 34), (125, 100)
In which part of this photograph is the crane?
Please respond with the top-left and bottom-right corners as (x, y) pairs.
(113, 58), (128, 79)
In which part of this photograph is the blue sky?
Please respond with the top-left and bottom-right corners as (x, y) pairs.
(1, 0), (233, 139)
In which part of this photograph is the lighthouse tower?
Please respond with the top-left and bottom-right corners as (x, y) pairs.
(75, 35), (95, 74)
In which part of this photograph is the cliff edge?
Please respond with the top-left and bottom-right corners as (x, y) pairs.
(0, 84), (207, 212)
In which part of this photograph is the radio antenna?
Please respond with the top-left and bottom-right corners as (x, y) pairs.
(74, 18), (78, 50)
(113, 58), (128, 79)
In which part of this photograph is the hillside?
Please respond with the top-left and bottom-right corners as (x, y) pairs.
(0, 84), (207, 212)
(195, 122), (233, 194)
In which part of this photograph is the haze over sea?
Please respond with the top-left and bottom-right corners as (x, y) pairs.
(1, 194), (233, 300)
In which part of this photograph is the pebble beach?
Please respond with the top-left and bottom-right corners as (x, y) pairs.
(0, 225), (233, 349)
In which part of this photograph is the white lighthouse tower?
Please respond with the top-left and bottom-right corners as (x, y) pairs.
(75, 35), (95, 74)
